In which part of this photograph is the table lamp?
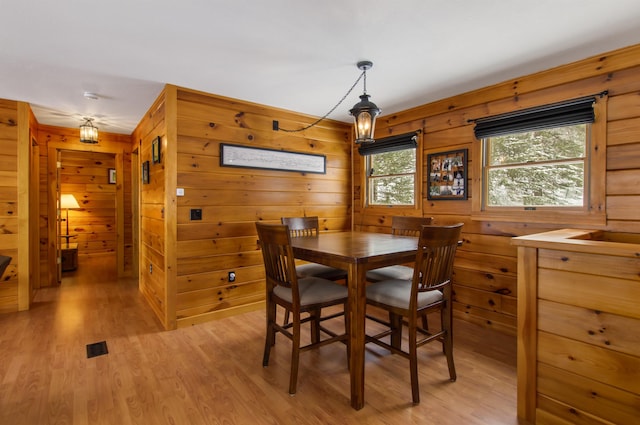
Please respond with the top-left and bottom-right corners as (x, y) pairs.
(60, 193), (80, 238)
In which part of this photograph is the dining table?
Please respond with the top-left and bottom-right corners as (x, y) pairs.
(290, 231), (419, 410)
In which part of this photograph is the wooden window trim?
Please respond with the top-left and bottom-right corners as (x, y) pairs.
(362, 132), (423, 211)
(471, 97), (607, 226)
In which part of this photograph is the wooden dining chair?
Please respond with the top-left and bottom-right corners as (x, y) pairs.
(281, 216), (348, 281)
(365, 216), (433, 282)
(256, 222), (349, 395)
(281, 216), (348, 325)
(365, 222), (463, 404)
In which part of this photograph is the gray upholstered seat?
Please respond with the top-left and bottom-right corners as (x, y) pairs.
(295, 263), (349, 281)
(274, 276), (348, 305)
(366, 216), (433, 282)
(366, 279), (442, 310)
(366, 265), (414, 282)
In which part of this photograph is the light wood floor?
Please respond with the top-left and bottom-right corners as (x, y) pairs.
(0, 256), (523, 425)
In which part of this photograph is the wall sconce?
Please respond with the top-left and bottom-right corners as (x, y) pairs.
(273, 60), (381, 144)
(79, 118), (99, 144)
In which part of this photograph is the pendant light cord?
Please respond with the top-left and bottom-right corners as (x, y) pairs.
(278, 70), (366, 133)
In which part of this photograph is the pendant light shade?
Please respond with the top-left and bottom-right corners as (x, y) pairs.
(349, 61), (380, 144)
(350, 93), (380, 144)
(79, 118), (99, 144)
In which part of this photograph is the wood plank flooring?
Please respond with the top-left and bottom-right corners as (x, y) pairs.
(0, 255), (523, 424)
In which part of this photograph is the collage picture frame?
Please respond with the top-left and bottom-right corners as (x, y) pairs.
(427, 149), (468, 200)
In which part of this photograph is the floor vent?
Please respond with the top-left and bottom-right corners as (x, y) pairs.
(86, 341), (109, 358)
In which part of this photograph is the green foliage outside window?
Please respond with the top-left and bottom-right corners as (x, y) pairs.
(368, 149), (416, 205)
(485, 125), (587, 207)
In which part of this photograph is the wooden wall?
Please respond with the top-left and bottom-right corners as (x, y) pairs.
(172, 87), (351, 328)
(38, 125), (133, 287)
(354, 42), (640, 336)
(132, 87), (171, 329)
(0, 100), (20, 313)
(132, 85), (352, 329)
(59, 151), (117, 255)
(0, 100), (38, 313)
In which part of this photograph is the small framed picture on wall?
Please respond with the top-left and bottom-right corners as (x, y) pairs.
(427, 148), (468, 200)
(142, 161), (150, 184)
(152, 136), (161, 164)
(108, 168), (116, 184)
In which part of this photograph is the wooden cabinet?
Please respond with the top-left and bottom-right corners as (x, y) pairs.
(512, 229), (640, 424)
(61, 243), (78, 271)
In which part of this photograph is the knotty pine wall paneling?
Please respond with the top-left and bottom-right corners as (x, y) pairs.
(25, 104), (40, 304)
(0, 100), (37, 313)
(59, 151), (116, 255)
(132, 86), (172, 330)
(354, 42), (640, 336)
(173, 87), (351, 327)
(0, 100), (20, 313)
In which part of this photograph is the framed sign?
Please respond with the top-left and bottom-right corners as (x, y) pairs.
(152, 136), (161, 164)
(142, 161), (150, 184)
(108, 168), (116, 184)
(427, 148), (467, 200)
(220, 143), (326, 174)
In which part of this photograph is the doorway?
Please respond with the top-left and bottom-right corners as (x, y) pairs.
(46, 144), (127, 286)
(59, 150), (117, 277)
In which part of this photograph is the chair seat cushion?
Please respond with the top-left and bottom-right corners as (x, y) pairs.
(296, 263), (347, 280)
(274, 277), (348, 306)
(366, 279), (443, 310)
(366, 265), (414, 282)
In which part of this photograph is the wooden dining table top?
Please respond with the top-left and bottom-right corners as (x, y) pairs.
(290, 231), (418, 269)
(290, 231), (419, 410)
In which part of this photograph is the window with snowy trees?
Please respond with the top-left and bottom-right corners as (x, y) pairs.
(483, 124), (587, 207)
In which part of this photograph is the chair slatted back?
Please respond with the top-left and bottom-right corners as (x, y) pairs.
(281, 216), (320, 238)
(391, 216), (434, 236)
(256, 223), (298, 293)
(413, 223), (463, 294)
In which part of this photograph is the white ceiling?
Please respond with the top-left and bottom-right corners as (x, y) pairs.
(2, 1), (640, 135)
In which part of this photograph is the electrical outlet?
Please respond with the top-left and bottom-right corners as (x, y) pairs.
(149, 263), (153, 274)
(228, 271), (236, 282)
(190, 208), (202, 220)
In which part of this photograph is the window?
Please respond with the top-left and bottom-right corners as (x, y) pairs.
(484, 124), (587, 207)
(359, 132), (418, 206)
(472, 94), (607, 225)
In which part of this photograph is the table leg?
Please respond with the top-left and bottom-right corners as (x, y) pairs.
(348, 263), (366, 410)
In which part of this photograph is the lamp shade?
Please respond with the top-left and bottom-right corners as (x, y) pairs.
(79, 119), (99, 143)
(60, 194), (80, 209)
(350, 94), (380, 144)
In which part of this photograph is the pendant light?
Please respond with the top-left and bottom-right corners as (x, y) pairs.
(274, 60), (381, 144)
(349, 61), (380, 144)
(79, 118), (99, 144)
